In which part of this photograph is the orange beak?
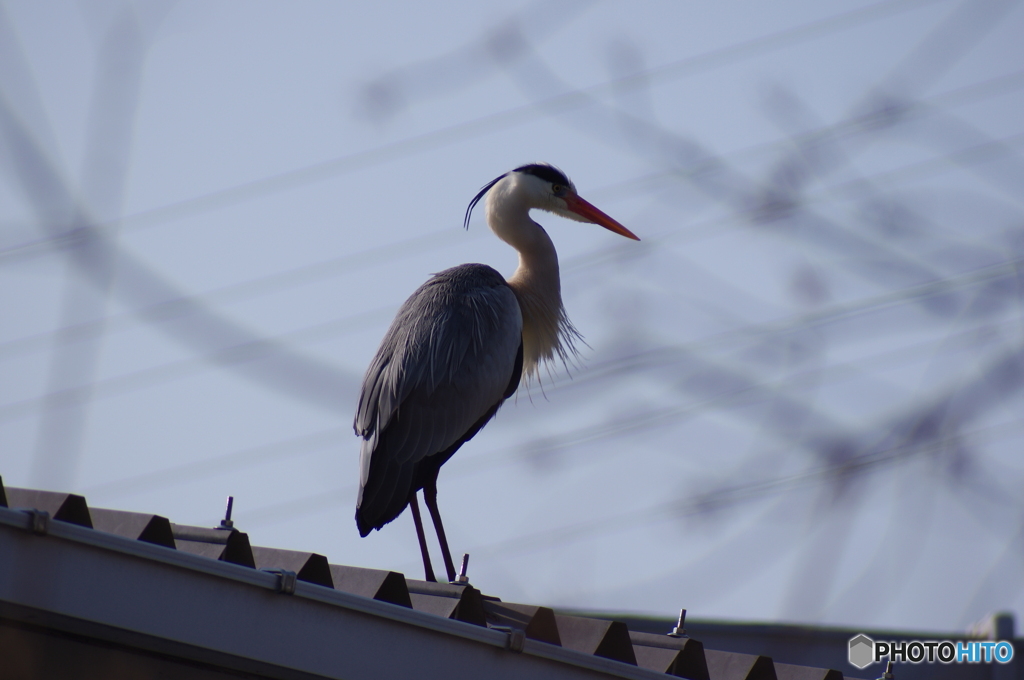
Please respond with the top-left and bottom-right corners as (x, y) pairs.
(564, 195), (640, 241)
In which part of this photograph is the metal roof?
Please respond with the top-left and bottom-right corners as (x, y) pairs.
(0, 479), (853, 680)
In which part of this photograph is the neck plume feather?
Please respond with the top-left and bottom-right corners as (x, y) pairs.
(507, 270), (582, 382)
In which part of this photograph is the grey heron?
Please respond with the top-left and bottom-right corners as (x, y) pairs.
(354, 163), (639, 582)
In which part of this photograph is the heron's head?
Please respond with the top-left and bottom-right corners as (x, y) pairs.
(464, 163), (639, 241)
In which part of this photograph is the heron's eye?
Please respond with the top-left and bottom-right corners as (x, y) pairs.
(552, 184), (565, 195)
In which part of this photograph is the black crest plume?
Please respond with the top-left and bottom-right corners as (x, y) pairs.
(464, 172), (506, 230)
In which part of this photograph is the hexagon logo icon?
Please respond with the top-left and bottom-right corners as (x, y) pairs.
(848, 634), (875, 669)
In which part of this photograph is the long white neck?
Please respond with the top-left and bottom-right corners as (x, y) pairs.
(486, 176), (580, 381)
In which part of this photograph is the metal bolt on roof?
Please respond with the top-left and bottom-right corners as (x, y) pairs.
(218, 495), (234, 530)
(667, 609), (687, 638)
(455, 552), (470, 584)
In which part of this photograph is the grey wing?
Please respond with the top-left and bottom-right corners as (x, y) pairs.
(354, 264), (522, 535)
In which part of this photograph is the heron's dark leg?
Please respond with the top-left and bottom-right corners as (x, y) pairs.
(409, 493), (436, 582)
(422, 476), (457, 583)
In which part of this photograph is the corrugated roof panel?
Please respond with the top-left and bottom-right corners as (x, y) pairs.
(704, 649), (777, 680)
(773, 663), (843, 680)
(407, 579), (487, 626)
(2, 507), (669, 679)
(89, 508), (175, 548)
(555, 615), (637, 666)
(252, 547), (333, 588)
(328, 564), (412, 608)
(0, 478), (859, 679)
(630, 631), (709, 680)
(633, 646), (693, 679)
(5, 487), (92, 528)
(171, 524), (255, 568)
(484, 601), (561, 646)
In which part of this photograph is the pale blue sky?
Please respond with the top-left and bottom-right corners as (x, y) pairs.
(2, 0), (1023, 632)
